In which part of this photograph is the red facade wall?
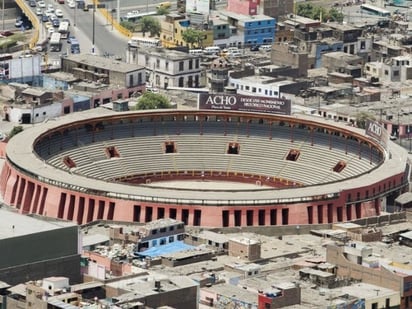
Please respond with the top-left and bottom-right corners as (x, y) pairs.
(0, 161), (403, 227)
(227, 0), (258, 15)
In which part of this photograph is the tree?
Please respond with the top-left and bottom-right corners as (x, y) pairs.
(182, 28), (204, 48)
(157, 6), (169, 15)
(327, 8), (344, 23)
(8, 126), (23, 139)
(120, 21), (139, 32)
(355, 112), (375, 129)
(135, 92), (172, 110)
(140, 16), (161, 37)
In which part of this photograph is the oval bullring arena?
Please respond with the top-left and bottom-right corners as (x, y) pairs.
(0, 108), (409, 228)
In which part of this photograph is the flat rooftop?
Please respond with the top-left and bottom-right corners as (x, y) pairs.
(0, 209), (76, 240)
(63, 54), (145, 73)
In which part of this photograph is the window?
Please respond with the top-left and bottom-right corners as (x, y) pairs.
(156, 59), (160, 68)
(179, 61), (184, 71)
(394, 71), (399, 76)
(165, 61), (169, 70)
(169, 236), (174, 242)
(189, 60), (193, 70)
(152, 239), (157, 246)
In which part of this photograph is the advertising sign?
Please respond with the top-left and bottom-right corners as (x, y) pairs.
(365, 119), (388, 147)
(198, 93), (291, 115)
(186, 0), (210, 14)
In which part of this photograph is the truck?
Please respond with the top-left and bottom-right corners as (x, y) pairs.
(70, 39), (80, 54)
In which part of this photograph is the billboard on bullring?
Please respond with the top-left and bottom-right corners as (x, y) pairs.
(365, 119), (388, 148)
(198, 93), (291, 115)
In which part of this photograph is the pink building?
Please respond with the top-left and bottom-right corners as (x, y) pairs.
(227, 0), (259, 15)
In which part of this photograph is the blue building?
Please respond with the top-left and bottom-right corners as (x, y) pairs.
(315, 39), (344, 68)
(221, 11), (276, 47)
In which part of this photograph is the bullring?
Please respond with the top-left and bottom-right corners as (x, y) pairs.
(0, 108), (409, 227)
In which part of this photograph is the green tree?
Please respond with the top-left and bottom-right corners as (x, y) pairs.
(120, 20), (138, 32)
(296, 3), (314, 17)
(327, 8), (344, 23)
(157, 6), (169, 15)
(182, 28), (204, 48)
(140, 16), (161, 37)
(135, 92), (172, 110)
(8, 126), (23, 139)
(355, 112), (375, 129)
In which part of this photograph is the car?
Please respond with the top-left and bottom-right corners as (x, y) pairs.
(29, 0), (36, 7)
(61, 18), (70, 26)
(250, 45), (260, 51)
(67, 35), (76, 44)
(47, 27), (55, 36)
(52, 19), (60, 27)
(55, 9), (63, 18)
(67, 1), (75, 8)
(0, 31), (14, 37)
(47, 4), (54, 12)
(49, 14), (58, 21)
(58, 0), (65, 3)
(38, 1), (46, 8)
(36, 7), (42, 15)
(44, 21), (53, 29)
(15, 19), (24, 28)
(41, 14), (49, 22)
(23, 21), (33, 30)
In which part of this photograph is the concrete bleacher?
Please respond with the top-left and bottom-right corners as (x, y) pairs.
(43, 120), (383, 185)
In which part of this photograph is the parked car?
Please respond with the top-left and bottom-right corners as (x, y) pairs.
(38, 1), (46, 8)
(0, 31), (14, 37)
(67, 35), (76, 44)
(36, 7), (43, 15)
(61, 18), (70, 25)
(41, 14), (49, 22)
(29, 0), (36, 7)
(67, 1), (75, 8)
(15, 17), (24, 27)
(47, 4), (54, 12)
(250, 45), (260, 51)
(52, 19), (60, 27)
(55, 9), (63, 18)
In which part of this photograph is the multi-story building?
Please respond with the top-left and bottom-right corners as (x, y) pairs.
(226, 0), (293, 19)
(110, 218), (185, 252)
(0, 209), (80, 286)
(60, 54), (146, 90)
(228, 236), (261, 261)
(220, 11), (276, 47)
(128, 47), (203, 88)
(327, 243), (412, 309)
(159, 13), (214, 48)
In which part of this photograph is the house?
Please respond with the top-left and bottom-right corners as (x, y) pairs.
(128, 47), (202, 88)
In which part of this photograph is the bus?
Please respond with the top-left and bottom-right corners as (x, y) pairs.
(127, 37), (161, 48)
(49, 32), (62, 52)
(120, 11), (157, 23)
(58, 21), (70, 39)
(360, 4), (391, 17)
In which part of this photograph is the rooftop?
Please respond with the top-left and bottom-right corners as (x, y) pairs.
(63, 54), (145, 73)
(0, 209), (76, 240)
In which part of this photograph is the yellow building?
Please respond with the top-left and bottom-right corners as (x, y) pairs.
(160, 14), (213, 48)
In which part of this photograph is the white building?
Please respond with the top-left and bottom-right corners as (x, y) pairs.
(127, 47), (202, 89)
(365, 55), (412, 83)
(229, 74), (296, 98)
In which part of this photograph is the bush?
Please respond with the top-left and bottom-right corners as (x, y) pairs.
(8, 126), (23, 139)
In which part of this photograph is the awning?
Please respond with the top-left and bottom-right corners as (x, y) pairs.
(395, 192), (412, 205)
